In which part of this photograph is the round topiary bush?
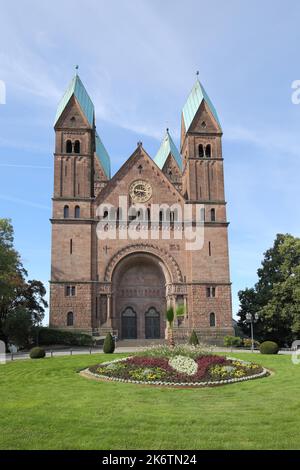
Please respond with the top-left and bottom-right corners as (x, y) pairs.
(103, 332), (115, 354)
(29, 347), (46, 359)
(259, 341), (279, 355)
(189, 330), (199, 346)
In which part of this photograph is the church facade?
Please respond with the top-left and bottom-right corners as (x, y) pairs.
(49, 74), (233, 342)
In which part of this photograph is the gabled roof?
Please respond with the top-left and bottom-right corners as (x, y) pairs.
(154, 130), (182, 171)
(95, 132), (111, 179)
(182, 79), (221, 132)
(54, 74), (94, 127)
(95, 144), (184, 205)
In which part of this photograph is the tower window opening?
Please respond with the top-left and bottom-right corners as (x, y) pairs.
(66, 285), (76, 296)
(198, 144), (204, 158)
(211, 208), (216, 222)
(63, 205), (69, 218)
(206, 286), (216, 298)
(66, 140), (72, 153)
(74, 140), (80, 153)
(200, 207), (205, 222)
(116, 208), (121, 222)
(205, 144), (211, 158)
(75, 206), (80, 218)
(159, 210), (163, 224)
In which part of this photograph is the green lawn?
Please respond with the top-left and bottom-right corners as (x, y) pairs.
(0, 352), (299, 450)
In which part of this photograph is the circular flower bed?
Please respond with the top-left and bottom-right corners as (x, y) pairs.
(86, 347), (269, 387)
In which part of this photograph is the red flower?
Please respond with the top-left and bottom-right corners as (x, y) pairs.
(195, 355), (227, 380)
(127, 356), (171, 370)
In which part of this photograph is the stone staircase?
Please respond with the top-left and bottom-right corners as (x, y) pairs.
(116, 338), (167, 348)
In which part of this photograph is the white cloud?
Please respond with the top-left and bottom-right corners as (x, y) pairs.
(224, 124), (300, 157)
(0, 194), (50, 210)
(0, 163), (51, 169)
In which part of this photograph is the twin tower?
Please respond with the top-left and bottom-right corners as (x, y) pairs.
(49, 74), (233, 343)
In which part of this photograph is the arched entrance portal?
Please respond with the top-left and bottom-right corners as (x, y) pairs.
(112, 253), (167, 339)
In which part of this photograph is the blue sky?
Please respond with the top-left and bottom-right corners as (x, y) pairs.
(1, 0), (300, 324)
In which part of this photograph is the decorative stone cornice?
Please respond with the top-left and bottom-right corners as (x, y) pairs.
(50, 218), (97, 225)
(166, 284), (188, 295)
(185, 200), (226, 205)
(52, 197), (95, 201)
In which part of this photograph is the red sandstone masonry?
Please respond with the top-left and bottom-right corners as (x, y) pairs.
(49, 82), (233, 340)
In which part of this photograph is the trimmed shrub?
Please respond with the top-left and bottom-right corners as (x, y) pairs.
(189, 330), (199, 346)
(243, 338), (260, 349)
(35, 327), (95, 347)
(223, 336), (242, 348)
(103, 332), (115, 354)
(30, 347), (46, 359)
(166, 307), (174, 325)
(259, 341), (279, 355)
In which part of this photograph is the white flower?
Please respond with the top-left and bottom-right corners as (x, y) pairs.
(169, 355), (198, 376)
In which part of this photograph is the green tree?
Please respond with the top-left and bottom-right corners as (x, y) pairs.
(3, 307), (33, 348)
(237, 233), (300, 346)
(103, 332), (115, 353)
(0, 219), (48, 344)
(0, 219), (26, 337)
(165, 304), (186, 347)
(165, 307), (175, 347)
(189, 330), (199, 346)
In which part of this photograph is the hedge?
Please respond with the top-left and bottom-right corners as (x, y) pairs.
(35, 327), (95, 347)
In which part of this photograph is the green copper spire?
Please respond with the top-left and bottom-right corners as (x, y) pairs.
(182, 79), (221, 132)
(54, 74), (95, 127)
(154, 129), (182, 171)
(95, 132), (111, 179)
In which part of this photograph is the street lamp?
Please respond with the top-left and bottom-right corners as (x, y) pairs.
(245, 313), (259, 352)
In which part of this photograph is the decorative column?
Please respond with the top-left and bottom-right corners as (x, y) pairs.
(173, 295), (178, 327)
(106, 294), (112, 327)
(172, 295), (177, 313)
(184, 296), (188, 319)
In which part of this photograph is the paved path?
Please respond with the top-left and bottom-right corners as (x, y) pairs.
(2, 345), (295, 362)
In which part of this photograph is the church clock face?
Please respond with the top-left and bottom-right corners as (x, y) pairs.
(129, 180), (152, 203)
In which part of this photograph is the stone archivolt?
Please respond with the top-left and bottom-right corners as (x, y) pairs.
(104, 243), (183, 284)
